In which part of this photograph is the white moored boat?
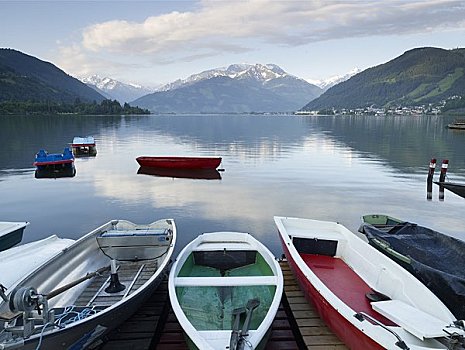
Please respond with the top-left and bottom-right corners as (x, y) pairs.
(0, 235), (75, 291)
(0, 218), (176, 350)
(274, 216), (465, 350)
(168, 231), (283, 350)
(0, 221), (29, 251)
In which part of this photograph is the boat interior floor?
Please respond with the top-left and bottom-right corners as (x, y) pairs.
(176, 263), (275, 331)
(74, 260), (158, 307)
(299, 253), (396, 326)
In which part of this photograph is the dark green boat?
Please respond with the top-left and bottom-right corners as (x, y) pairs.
(434, 181), (465, 199)
(359, 214), (465, 320)
(359, 214), (403, 231)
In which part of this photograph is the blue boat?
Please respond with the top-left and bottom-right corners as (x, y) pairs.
(33, 147), (75, 172)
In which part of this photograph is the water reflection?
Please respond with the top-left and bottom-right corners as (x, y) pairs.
(0, 114), (464, 256)
(35, 167), (76, 179)
(137, 167), (222, 180)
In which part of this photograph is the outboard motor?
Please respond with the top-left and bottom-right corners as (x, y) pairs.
(7, 287), (53, 338)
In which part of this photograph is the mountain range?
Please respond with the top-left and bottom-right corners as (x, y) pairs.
(2, 47), (465, 113)
(307, 68), (362, 91)
(304, 47), (465, 111)
(0, 48), (105, 103)
(133, 64), (323, 113)
(81, 75), (154, 103)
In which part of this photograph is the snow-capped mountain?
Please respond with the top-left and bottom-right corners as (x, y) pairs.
(80, 75), (153, 103)
(157, 63), (303, 92)
(307, 68), (362, 91)
(134, 63), (323, 113)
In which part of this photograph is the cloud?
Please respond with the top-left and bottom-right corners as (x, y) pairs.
(80, 0), (465, 58)
(56, 0), (465, 81)
(55, 43), (148, 80)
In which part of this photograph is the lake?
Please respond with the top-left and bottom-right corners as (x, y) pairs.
(1, 113), (464, 257)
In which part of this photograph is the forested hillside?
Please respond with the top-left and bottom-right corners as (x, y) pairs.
(0, 48), (105, 103)
(303, 47), (465, 110)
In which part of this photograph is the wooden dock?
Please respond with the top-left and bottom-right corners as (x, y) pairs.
(279, 261), (348, 350)
(96, 260), (347, 349)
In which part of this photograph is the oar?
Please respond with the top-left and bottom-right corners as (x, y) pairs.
(236, 298), (260, 350)
(229, 306), (246, 350)
(47, 265), (110, 300)
(241, 298), (260, 336)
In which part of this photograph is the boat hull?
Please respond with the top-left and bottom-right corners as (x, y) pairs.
(0, 222), (28, 251)
(183, 326), (271, 350)
(448, 124), (465, 130)
(35, 167), (76, 178)
(136, 156), (221, 169)
(18, 269), (166, 350)
(280, 236), (383, 350)
(434, 181), (465, 199)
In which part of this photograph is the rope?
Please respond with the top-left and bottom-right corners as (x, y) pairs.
(54, 305), (98, 327)
(35, 322), (59, 350)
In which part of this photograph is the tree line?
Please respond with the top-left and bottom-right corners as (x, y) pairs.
(0, 99), (150, 115)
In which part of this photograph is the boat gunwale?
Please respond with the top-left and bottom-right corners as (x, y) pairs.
(0, 221), (29, 237)
(33, 160), (74, 166)
(71, 143), (96, 147)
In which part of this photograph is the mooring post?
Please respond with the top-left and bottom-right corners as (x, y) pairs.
(438, 159), (449, 201)
(427, 158), (436, 201)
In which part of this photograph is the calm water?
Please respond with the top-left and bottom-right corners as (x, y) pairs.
(1, 114), (464, 257)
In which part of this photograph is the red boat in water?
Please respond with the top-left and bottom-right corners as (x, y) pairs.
(136, 156), (221, 169)
(274, 216), (465, 350)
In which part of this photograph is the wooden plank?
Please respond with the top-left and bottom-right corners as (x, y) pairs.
(296, 318), (327, 327)
(100, 338), (152, 350)
(300, 326), (337, 336)
(279, 259), (348, 350)
(303, 335), (346, 346)
(306, 345), (348, 350)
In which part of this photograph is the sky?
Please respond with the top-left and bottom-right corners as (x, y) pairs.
(1, 0), (465, 88)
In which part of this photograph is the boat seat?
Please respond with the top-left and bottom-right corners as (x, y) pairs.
(97, 229), (172, 260)
(371, 300), (449, 340)
(37, 149), (47, 158)
(63, 147), (73, 157)
(100, 228), (170, 237)
(174, 276), (278, 287)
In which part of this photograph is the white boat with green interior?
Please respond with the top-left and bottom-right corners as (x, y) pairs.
(168, 231), (283, 350)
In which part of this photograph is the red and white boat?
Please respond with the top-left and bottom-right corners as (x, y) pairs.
(71, 136), (97, 156)
(274, 216), (465, 350)
(136, 156), (221, 169)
